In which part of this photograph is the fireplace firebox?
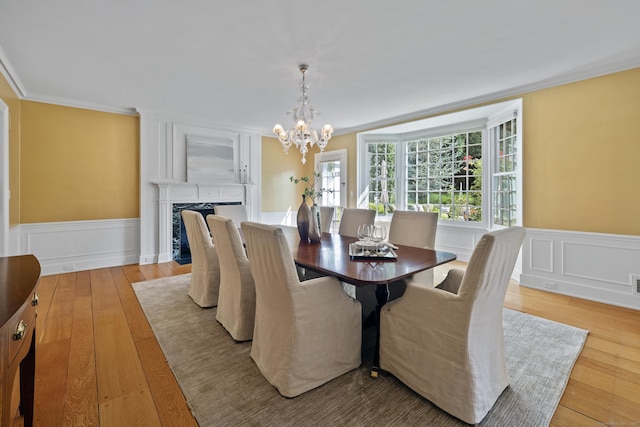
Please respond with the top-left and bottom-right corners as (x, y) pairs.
(172, 202), (241, 264)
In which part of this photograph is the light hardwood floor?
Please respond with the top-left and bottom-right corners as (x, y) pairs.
(14, 261), (640, 426)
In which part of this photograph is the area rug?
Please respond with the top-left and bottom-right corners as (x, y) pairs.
(132, 274), (588, 427)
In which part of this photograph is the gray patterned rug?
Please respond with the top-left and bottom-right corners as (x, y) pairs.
(132, 274), (588, 427)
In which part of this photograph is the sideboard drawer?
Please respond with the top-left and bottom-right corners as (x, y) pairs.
(8, 294), (36, 364)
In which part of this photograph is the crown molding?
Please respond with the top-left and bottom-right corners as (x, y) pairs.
(21, 94), (138, 116)
(0, 45), (26, 98)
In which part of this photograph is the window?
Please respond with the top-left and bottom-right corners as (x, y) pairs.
(406, 131), (482, 221)
(357, 99), (522, 229)
(491, 116), (518, 227)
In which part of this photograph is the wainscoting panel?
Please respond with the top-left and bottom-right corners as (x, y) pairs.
(521, 228), (640, 310)
(530, 238), (554, 272)
(18, 219), (140, 276)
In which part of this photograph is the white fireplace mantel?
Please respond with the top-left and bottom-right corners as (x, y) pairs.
(153, 181), (255, 263)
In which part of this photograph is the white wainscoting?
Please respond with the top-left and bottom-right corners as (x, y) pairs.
(521, 228), (640, 311)
(17, 219), (140, 276)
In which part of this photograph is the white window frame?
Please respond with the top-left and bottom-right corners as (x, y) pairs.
(487, 103), (523, 229)
(357, 99), (522, 230)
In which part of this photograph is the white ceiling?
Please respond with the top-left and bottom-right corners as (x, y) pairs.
(1, 1), (639, 135)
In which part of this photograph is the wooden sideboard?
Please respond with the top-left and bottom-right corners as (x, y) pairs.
(0, 255), (40, 427)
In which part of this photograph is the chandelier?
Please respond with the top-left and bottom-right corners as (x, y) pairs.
(273, 64), (334, 164)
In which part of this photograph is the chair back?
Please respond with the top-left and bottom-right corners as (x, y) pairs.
(214, 204), (248, 228)
(241, 222), (298, 310)
(181, 209), (220, 307)
(388, 210), (438, 249)
(338, 208), (375, 238)
(207, 214), (255, 341)
(319, 206), (335, 233)
(181, 210), (214, 263)
(459, 226), (526, 308)
(207, 215), (251, 286)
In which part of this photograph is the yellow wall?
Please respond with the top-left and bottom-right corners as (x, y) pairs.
(0, 72), (21, 227)
(261, 68), (640, 236)
(261, 136), (311, 212)
(20, 101), (139, 223)
(522, 69), (640, 235)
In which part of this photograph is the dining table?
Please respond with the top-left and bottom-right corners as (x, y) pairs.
(277, 226), (457, 377)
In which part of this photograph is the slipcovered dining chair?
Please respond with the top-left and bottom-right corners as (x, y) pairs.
(338, 208), (376, 238)
(319, 206), (335, 233)
(180, 210), (220, 307)
(214, 204), (248, 228)
(241, 221), (362, 397)
(379, 226), (526, 424)
(206, 215), (255, 341)
(387, 210), (438, 286)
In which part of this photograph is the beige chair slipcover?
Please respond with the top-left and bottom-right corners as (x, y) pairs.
(379, 226), (526, 424)
(206, 215), (255, 341)
(319, 206), (335, 233)
(241, 221), (362, 397)
(387, 210), (438, 285)
(338, 208), (376, 238)
(214, 204), (248, 228)
(181, 210), (220, 307)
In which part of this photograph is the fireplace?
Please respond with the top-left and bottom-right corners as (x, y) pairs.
(153, 181), (250, 263)
(173, 202), (241, 264)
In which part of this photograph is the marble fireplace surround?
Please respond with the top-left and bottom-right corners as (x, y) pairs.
(154, 181), (249, 263)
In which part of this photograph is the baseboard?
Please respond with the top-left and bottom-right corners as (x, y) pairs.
(18, 218), (140, 276)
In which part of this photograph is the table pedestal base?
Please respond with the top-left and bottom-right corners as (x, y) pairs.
(355, 280), (407, 377)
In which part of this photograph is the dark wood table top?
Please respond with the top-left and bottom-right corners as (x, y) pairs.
(279, 226), (456, 287)
(0, 255), (41, 326)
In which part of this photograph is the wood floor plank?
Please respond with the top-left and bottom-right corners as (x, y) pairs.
(560, 378), (640, 425)
(98, 390), (161, 427)
(579, 346), (640, 385)
(571, 363), (640, 406)
(156, 261), (190, 277)
(136, 337), (199, 427)
(568, 296), (640, 323)
(90, 269), (160, 424)
(62, 280), (98, 427)
(39, 273), (76, 344)
(137, 264), (167, 281)
(550, 404), (606, 427)
(584, 334), (640, 361)
(121, 264), (147, 285)
(110, 266), (154, 342)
